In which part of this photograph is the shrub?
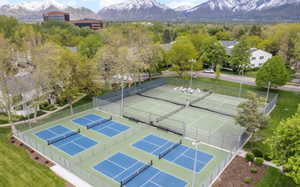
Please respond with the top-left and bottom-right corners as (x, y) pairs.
(252, 148), (263, 158)
(263, 153), (272, 161)
(57, 99), (68, 107)
(245, 152), (255, 162)
(255, 157), (264, 166)
(244, 177), (252, 184)
(28, 111), (46, 119)
(251, 168), (258, 173)
(40, 104), (57, 111)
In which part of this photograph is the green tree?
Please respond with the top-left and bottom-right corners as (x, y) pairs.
(200, 41), (226, 68)
(31, 42), (62, 120)
(215, 31), (233, 41)
(236, 92), (269, 145)
(256, 56), (289, 88)
(243, 35), (264, 49)
(167, 37), (198, 77)
(0, 35), (19, 133)
(230, 40), (250, 72)
(0, 16), (19, 40)
(56, 50), (99, 114)
(249, 25), (262, 37)
(267, 106), (300, 184)
(78, 34), (103, 59)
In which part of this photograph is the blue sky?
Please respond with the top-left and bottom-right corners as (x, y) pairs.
(3, 0), (208, 12)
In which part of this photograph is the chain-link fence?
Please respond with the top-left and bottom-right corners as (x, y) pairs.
(165, 78), (279, 115)
(94, 78), (252, 153)
(14, 125), (143, 187)
(16, 102), (94, 133)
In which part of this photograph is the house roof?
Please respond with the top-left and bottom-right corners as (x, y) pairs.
(250, 48), (272, 55)
(220, 40), (239, 48)
(220, 40), (239, 56)
(43, 11), (69, 16)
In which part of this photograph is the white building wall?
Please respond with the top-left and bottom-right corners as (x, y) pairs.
(250, 49), (273, 68)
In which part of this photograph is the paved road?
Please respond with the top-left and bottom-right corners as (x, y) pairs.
(195, 72), (300, 93)
(159, 71), (300, 93)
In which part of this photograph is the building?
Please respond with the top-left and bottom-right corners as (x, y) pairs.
(220, 40), (272, 69)
(71, 19), (104, 30)
(43, 11), (104, 30)
(249, 48), (273, 68)
(43, 11), (70, 22)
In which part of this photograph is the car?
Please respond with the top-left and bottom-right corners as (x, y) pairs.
(203, 69), (214, 73)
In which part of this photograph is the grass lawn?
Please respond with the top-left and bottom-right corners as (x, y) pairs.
(0, 128), (66, 187)
(256, 167), (300, 187)
(221, 70), (258, 78)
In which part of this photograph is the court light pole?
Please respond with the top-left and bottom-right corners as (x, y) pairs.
(238, 66), (245, 98)
(192, 141), (199, 187)
(189, 59), (196, 89)
(113, 74), (132, 117)
(186, 59), (196, 106)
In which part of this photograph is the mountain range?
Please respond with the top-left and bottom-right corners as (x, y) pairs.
(1, 0), (300, 22)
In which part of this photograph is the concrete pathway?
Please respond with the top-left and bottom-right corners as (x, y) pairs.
(238, 149), (283, 171)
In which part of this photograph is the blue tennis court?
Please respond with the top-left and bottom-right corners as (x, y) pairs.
(73, 114), (130, 137)
(132, 135), (213, 172)
(93, 152), (187, 187)
(35, 125), (97, 156)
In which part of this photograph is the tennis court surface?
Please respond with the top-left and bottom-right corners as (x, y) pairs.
(73, 114), (130, 137)
(93, 152), (187, 187)
(35, 125), (97, 156)
(133, 135), (213, 172)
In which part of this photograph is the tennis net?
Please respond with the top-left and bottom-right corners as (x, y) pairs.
(189, 104), (235, 118)
(158, 140), (182, 159)
(120, 160), (153, 186)
(47, 129), (81, 145)
(86, 117), (112, 129)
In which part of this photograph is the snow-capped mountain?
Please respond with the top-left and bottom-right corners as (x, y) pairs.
(98, 0), (178, 21)
(189, 0), (300, 12)
(185, 0), (300, 22)
(0, 0), (98, 22)
(102, 0), (169, 11)
(7, 0), (67, 12)
(1, 0), (300, 22)
(174, 5), (193, 12)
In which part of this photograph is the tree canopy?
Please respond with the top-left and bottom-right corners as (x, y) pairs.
(256, 56), (289, 88)
(167, 37), (199, 77)
(267, 106), (300, 184)
(230, 40), (250, 71)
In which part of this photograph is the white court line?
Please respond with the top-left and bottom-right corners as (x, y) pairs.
(113, 161), (139, 179)
(150, 141), (170, 154)
(106, 159), (127, 170)
(140, 171), (162, 187)
(184, 137), (231, 153)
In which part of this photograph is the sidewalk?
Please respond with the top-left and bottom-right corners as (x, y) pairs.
(238, 149), (283, 171)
